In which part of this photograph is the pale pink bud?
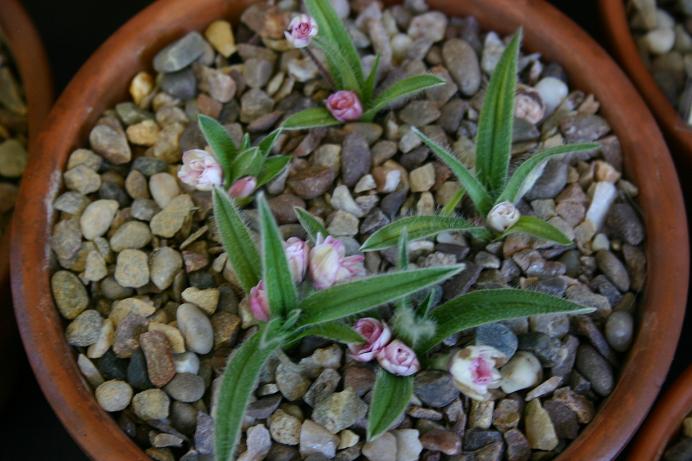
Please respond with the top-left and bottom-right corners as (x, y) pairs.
(486, 201), (520, 232)
(348, 318), (392, 362)
(285, 14), (318, 48)
(228, 176), (257, 199)
(309, 234), (366, 289)
(249, 280), (269, 322)
(335, 255), (366, 283)
(178, 149), (223, 191)
(326, 90), (363, 122)
(285, 237), (310, 283)
(449, 345), (505, 401)
(377, 340), (421, 376)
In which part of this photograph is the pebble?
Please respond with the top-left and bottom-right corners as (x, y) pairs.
(420, 427), (461, 455)
(575, 344), (614, 396)
(606, 203), (645, 245)
(664, 437), (692, 461)
(311, 388), (367, 434)
(500, 351), (543, 393)
(363, 432), (397, 461)
(504, 429), (531, 461)
(182, 287), (219, 315)
(150, 173), (181, 208)
(595, 250), (630, 292)
(115, 249), (150, 288)
(64, 165), (101, 194)
(140, 331), (176, 387)
(543, 399), (579, 440)
(525, 159), (568, 200)
(330, 185), (364, 218)
(534, 77), (568, 114)
(66, 309), (103, 347)
(475, 323), (518, 358)
(400, 101), (441, 126)
(300, 420), (339, 459)
(394, 429), (423, 461)
(276, 363), (311, 401)
(176, 303), (213, 355)
(341, 133), (371, 187)
(80, 199), (119, 240)
(95, 380), (133, 412)
(89, 121), (132, 165)
(150, 194), (194, 238)
(524, 399), (559, 451)
(51, 270), (89, 319)
(269, 409), (302, 445)
(153, 31), (206, 73)
(585, 181), (617, 230)
(133, 389), (171, 420)
(443, 39), (481, 96)
(150, 247), (183, 290)
(239, 423), (272, 461)
(408, 11), (447, 42)
(492, 398), (521, 432)
(409, 163), (436, 192)
(205, 20), (236, 57)
(304, 368), (340, 407)
(414, 370), (459, 408)
(605, 311), (634, 352)
(173, 351), (200, 375)
(110, 221), (152, 251)
(288, 166), (336, 200)
(328, 210), (359, 236)
(164, 373), (205, 402)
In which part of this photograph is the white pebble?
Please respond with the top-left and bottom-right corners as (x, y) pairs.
(585, 181), (617, 231)
(645, 28), (675, 55)
(500, 351), (543, 393)
(534, 77), (568, 115)
(174, 351), (200, 374)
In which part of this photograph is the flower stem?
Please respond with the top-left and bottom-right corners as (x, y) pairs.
(303, 47), (335, 89)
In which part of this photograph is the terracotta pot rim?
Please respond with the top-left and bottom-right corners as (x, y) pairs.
(599, 0), (692, 161)
(628, 366), (692, 460)
(10, 1), (689, 461)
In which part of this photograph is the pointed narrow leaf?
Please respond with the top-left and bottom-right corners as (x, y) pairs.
(367, 370), (414, 441)
(417, 288), (594, 353)
(362, 75), (445, 120)
(298, 265), (464, 326)
(363, 53), (382, 105)
(414, 127), (493, 214)
(305, 0), (363, 86)
(230, 147), (264, 180)
(256, 156), (291, 187)
(258, 194), (297, 317)
(361, 215), (481, 251)
(293, 321), (364, 344)
(440, 188), (465, 217)
(398, 228), (409, 271)
(314, 36), (361, 93)
(498, 143), (599, 204)
(282, 107), (341, 131)
(500, 215), (572, 245)
(214, 331), (279, 461)
(240, 133), (251, 150)
(294, 207), (329, 243)
(212, 188), (260, 293)
(475, 31), (521, 195)
(257, 128), (283, 157)
(198, 114), (237, 179)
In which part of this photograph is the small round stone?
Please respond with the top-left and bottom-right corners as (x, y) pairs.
(164, 372), (206, 403)
(114, 249), (150, 288)
(132, 389), (171, 420)
(51, 270), (89, 320)
(66, 309), (104, 347)
(80, 199), (119, 240)
(176, 303), (213, 355)
(95, 379), (133, 412)
(605, 311), (634, 352)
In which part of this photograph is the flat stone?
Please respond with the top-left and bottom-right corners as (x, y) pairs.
(414, 370), (458, 408)
(363, 432), (397, 461)
(110, 221), (152, 251)
(205, 20), (236, 57)
(504, 429), (531, 461)
(51, 219), (82, 263)
(341, 133), (371, 187)
(410, 163), (436, 192)
(133, 388), (170, 420)
(443, 39), (481, 96)
(150, 247), (183, 291)
(395, 429), (423, 461)
(300, 420), (339, 459)
(95, 379), (133, 412)
(543, 399), (579, 440)
(80, 199), (119, 240)
(311, 387), (367, 434)
(127, 349), (152, 390)
(150, 173), (181, 208)
(553, 387), (595, 423)
(420, 427), (461, 455)
(399, 101), (441, 126)
(475, 323), (518, 358)
(153, 31), (207, 73)
(247, 394), (282, 419)
(605, 203), (644, 245)
(150, 194), (194, 238)
(492, 398), (521, 432)
(177, 303), (213, 355)
(115, 249), (150, 288)
(304, 368), (341, 407)
(525, 159), (568, 200)
(524, 399), (558, 451)
(164, 372), (205, 402)
(64, 165), (101, 194)
(140, 330), (176, 387)
(182, 287), (219, 315)
(560, 114), (610, 143)
(52, 270), (89, 319)
(89, 121), (131, 165)
(66, 309), (103, 347)
(239, 423), (272, 461)
(288, 165), (336, 200)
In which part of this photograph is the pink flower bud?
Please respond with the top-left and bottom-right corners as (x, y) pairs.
(449, 345), (505, 401)
(377, 340), (420, 376)
(249, 280), (269, 322)
(309, 234), (366, 289)
(178, 149), (223, 191)
(348, 318), (392, 362)
(228, 176), (257, 199)
(285, 14), (318, 48)
(285, 237), (310, 283)
(326, 90), (363, 122)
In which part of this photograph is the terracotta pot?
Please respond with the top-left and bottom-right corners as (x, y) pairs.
(599, 0), (692, 167)
(627, 366), (692, 460)
(0, 0), (53, 400)
(10, 0), (689, 460)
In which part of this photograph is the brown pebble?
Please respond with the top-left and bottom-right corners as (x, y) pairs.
(140, 330), (176, 387)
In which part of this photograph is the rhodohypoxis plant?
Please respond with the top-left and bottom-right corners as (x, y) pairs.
(280, 0), (445, 129)
(361, 231), (595, 440)
(361, 30), (600, 252)
(211, 193), (464, 461)
(178, 114), (290, 201)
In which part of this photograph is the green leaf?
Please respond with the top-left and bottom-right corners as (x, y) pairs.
(497, 143), (599, 204)
(198, 114), (237, 182)
(294, 207), (329, 243)
(214, 330), (279, 461)
(212, 188), (260, 293)
(363, 53), (381, 105)
(240, 133), (251, 150)
(305, 0), (364, 87)
(417, 288), (594, 353)
(500, 215), (572, 245)
(362, 75), (446, 121)
(282, 107), (341, 131)
(398, 228), (409, 271)
(474, 31), (521, 195)
(230, 147), (264, 181)
(293, 321), (364, 344)
(414, 127), (493, 214)
(257, 193), (297, 318)
(361, 215), (481, 251)
(257, 128), (283, 157)
(367, 370), (414, 441)
(256, 156), (291, 188)
(314, 36), (361, 93)
(440, 188), (465, 217)
(298, 265), (464, 326)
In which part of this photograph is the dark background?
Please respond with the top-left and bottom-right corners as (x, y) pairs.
(1, 0), (689, 460)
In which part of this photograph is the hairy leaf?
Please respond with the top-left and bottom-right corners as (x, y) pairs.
(212, 188), (260, 293)
(294, 207), (329, 243)
(367, 370), (414, 441)
(298, 265), (464, 326)
(282, 107), (341, 131)
(305, 0), (364, 88)
(361, 215), (481, 251)
(256, 155), (291, 188)
(214, 331), (279, 461)
(500, 215), (572, 245)
(240, 132), (251, 150)
(498, 143), (600, 204)
(414, 127), (493, 214)
(417, 288), (594, 353)
(257, 193), (297, 317)
(293, 321), (364, 344)
(475, 31), (521, 195)
(363, 53), (382, 105)
(362, 75), (446, 121)
(230, 147), (263, 181)
(314, 36), (362, 93)
(198, 114), (237, 184)
(257, 128), (283, 157)
(440, 188), (465, 217)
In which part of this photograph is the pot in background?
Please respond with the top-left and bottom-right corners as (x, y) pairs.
(10, 1), (689, 460)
